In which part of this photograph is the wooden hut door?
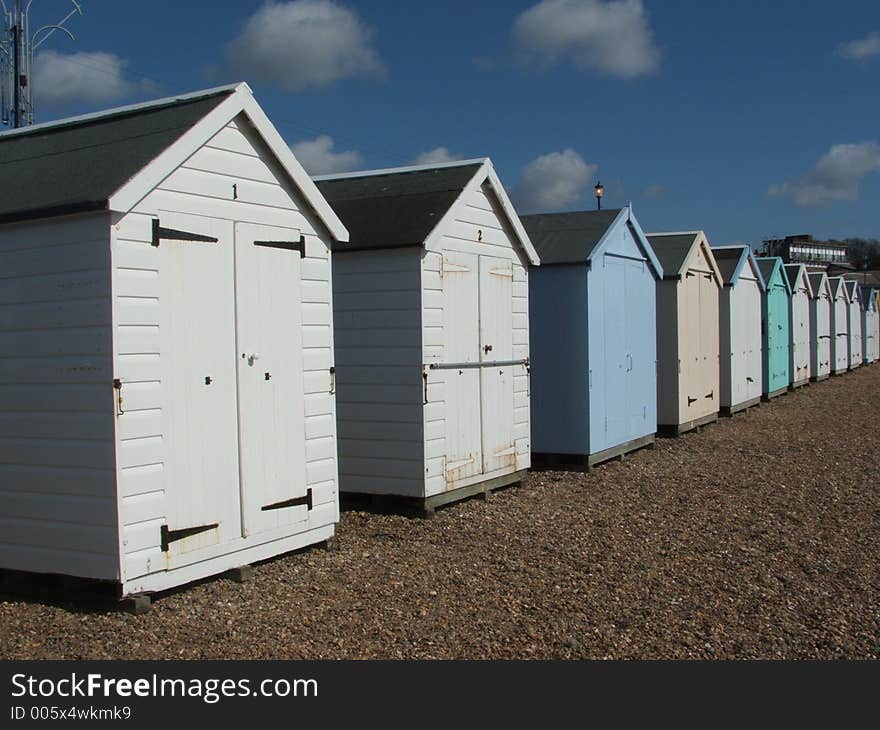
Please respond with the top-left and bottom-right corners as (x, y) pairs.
(602, 256), (627, 447)
(440, 251), (483, 484)
(679, 273), (701, 415)
(159, 211), (240, 564)
(698, 272), (718, 409)
(478, 255), (515, 473)
(234, 223), (308, 537)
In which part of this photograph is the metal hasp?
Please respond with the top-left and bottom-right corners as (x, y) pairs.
(152, 218), (219, 247)
(429, 359), (528, 370)
(261, 489), (313, 512)
(253, 235), (305, 257)
(161, 522), (218, 552)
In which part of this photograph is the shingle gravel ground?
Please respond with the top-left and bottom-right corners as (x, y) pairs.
(1, 365), (878, 659)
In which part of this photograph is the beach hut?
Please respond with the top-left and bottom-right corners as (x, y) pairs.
(845, 281), (864, 370)
(315, 159), (540, 515)
(523, 206), (663, 467)
(711, 245), (764, 415)
(807, 272), (832, 381)
(828, 277), (850, 375)
(646, 232), (722, 435)
(863, 288), (879, 364)
(755, 257), (792, 399)
(0, 84), (348, 601)
(784, 264), (813, 388)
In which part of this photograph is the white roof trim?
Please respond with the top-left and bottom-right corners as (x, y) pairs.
(107, 84), (348, 242)
(0, 83), (246, 139)
(645, 230), (702, 238)
(313, 158), (489, 181)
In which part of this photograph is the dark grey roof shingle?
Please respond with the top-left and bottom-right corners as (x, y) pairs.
(807, 272), (828, 295)
(315, 163), (483, 250)
(711, 246), (747, 285)
(518, 209), (621, 265)
(646, 233), (698, 277)
(755, 258), (781, 286)
(0, 90), (233, 224)
(783, 263), (805, 290)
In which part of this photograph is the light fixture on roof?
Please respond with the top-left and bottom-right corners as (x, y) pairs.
(595, 181), (604, 211)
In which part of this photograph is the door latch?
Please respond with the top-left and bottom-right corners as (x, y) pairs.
(483, 344), (493, 354)
(329, 366), (336, 394)
(113, 378), (124, 415)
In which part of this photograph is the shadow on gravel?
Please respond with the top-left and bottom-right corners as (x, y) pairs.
(0, 538), (334, 615)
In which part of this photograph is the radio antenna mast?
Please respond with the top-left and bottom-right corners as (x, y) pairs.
(1, 1), (83, 127)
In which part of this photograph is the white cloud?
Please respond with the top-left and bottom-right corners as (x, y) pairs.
(838, 32), (880, 61)
(32, 50), (151, 109)
(291, 135), (362, 175)
(769, 142), (880, 207)
(643, 183), (666, 199)
(226, 0), (385, 91)
(411, 147), (464, 165)
(513, 149), (597, 212)
(512, 0), (661, 78)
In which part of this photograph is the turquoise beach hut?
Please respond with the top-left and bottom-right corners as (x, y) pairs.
(755, 257), (792, 399)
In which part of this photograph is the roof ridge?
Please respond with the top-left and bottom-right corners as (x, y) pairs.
(0, 83), (243, 141)
(314, 158), (487, 181)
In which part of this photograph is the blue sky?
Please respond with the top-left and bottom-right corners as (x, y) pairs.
(12, 0), (880, 245)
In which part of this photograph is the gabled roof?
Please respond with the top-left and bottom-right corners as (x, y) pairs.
(828, 276), (850, 301)
(863, 287), (878, 311)
(520, 208), (620, 263)
(845, 280), (862, 303)
(646, 230), (721, 284)
(807, 271), (832, 299)
(711, 245), (765, 289)
(315, 159), (539, 263)
(783, 263), (813, 297)
(0, 83), (348, 241)
(519, 206), (662, 276)
(754, 257), (792, 294)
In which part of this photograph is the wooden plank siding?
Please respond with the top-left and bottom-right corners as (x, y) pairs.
(333, 248), (425, 497)
(0, 212), (120, 579)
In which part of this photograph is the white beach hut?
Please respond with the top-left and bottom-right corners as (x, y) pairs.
(0, 84), (347, 602)
(315, 160), (539, 515)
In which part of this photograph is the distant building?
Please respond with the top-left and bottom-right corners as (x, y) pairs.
(760, 234), (849, 266)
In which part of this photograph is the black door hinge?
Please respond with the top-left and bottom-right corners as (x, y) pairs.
(254, 235), (305, 257)
(152, 219), (219, 247)
(161, 522), (219, 552)
(261, 489), (313, 512)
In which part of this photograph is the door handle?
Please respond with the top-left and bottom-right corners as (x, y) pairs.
(483, 344), (493, 354)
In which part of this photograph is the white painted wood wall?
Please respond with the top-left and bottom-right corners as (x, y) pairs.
(0, 213), (119, 580)
(810, 280), (832, 380)
(789, 271), (812, 385)
(830, 282), (849, 375)
(719, 268), (762, 411)
(423, 181), (531, 496)
(847, 289), (863, 370)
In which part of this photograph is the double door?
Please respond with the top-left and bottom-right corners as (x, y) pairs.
(601, 255), (654, 450)
(679, 269), (718, 417)
(439, 251), (518, 486)
(158, 212), (308, 566)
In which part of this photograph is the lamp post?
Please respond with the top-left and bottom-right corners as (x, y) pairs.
(595, 180), (604, 211)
